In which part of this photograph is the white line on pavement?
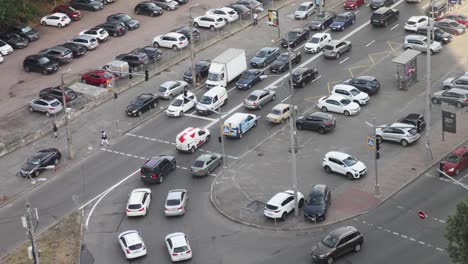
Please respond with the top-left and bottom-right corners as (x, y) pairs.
(390, 24), (399, 30)
(365, 40), (376, 47)
(184, 113), (217, 122)
(281, 95), (291, 103)
(367, 3), (371, 6)
(422, 2), (430, 8)
(355, 11), (359, 14)
(261, 65), (271, 71)
(339, 57), (350, 64)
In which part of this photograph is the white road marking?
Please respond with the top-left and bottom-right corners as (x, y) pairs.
(281, 95), (291, 103)
(401, 235), (408, 239)
(355, 11), (359, 14)
(228, 86), (237, 93)
(294, 43), (306, 52)
(422, 2), (430, 8)
(184, 113), (217, 122)
(390, 24), (399, 30)
(339, 57), (350, 64)
(261, 65), (271, 72)
(393, 232), (399, 236)
(365, 40), (376, 47)
(436, 247), (444, 252)
(367, 3), (371, 6)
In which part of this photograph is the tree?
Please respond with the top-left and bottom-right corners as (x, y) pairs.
(446, 197), (468, 264)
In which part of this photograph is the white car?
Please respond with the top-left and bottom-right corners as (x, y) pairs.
(40, 13), (71, 28)
(29, 96), (63, 117)
(118, 230), (147, 259)
(153, 32), (188, 50)
(376, 122), (421, 147)
(294, 1), (316, 20)
(322, 151), (367, 180)
(404, 16), (429, 32)
(176, 127), (210, 152)
(126, 188), (151, 217)
(206, 7), (239, 23)
(193, 15), (226, 30)
(264, 190), (305, 220)
(331, 84), (370, 105)
(304, 33), (331, 53)
(166, 91), (197, 117)
(317, 94), (360, 116)
(68, 35), (99, 50)
(165, 232), (193, 262)
(164, 189), (188, 216)
(79, 27), (109, 42)
(0, 40), (13, 56)
(0, 53), (3, 63)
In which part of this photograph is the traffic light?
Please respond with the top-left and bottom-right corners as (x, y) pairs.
(376, 151), (380, 160)
(145, 69), (149, 81)
(416, 119), (422, 132)
(128, 67), (133, 79)
(218, 136), (222, 143)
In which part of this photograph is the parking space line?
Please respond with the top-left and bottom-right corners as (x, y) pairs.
(365, 40), (376, 47)
(281, 95), (291, 103)
(261, 65), (271, 71)
(390, 24), (399, 30)
(184, 113), (217, 122)
(422, 2), (430, 8)
(339, 57), (350, 64)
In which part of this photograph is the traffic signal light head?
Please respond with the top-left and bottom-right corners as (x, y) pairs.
(128, 67), (133, 80)
(145, 69), (149, 81)
(416, 120), (422, 132)
(376, 139), (381, 151)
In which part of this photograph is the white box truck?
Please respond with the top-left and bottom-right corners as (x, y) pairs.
(206, 48), (247, 88)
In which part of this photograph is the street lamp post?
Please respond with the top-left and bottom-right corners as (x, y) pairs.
(424, 0), (434, 160)
(189, 4), (199, 89)
(60, 69), (74, 160)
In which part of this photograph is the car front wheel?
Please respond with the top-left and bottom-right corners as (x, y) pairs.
(322, 106), (328, 112)
(354, 243), (362, 252)
(344, 110), (350, 116)
(401, 139), (408, 147)
(324, 165), (332, 174)
(431, 98), (440, 104)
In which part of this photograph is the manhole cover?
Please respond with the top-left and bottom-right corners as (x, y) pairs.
(245, 200), (265, 212)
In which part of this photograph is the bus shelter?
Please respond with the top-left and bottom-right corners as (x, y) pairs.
(392, 49), (421, 90)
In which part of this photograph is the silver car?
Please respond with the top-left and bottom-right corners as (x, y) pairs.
(442, 73), (468, 90)
(403, 35), (442, 54)
(157, 80), (188, 99)
(376, 122), (420, 147)
(243, 89), (276, 110)
(164, 189), (187, 216)
(323, 40), (352, 59)
(431, 88), (468, 108)
(29, 96), (63, 117)
(68, 35), (99, 50)
(190, 153), (223, 177)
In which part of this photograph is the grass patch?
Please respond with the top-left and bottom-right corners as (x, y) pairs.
(2, 211), (82, 264)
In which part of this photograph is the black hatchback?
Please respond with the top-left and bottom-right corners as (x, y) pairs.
(97, 22), (127, 37)
(398, 113), (425, 132)
(311, 226), (364, 263)
(140, 155), (176, 184)
(304, 184), (331, 222)
(23, 55), (59, 75)
(39, 86), (78, 104)
(39, 46), (73, 65)
(292, 67), (319, 88)
(107, 13), (140, 30)
(0, 32), (28, 49)
(134, 1), (163, 16)
(59, 42), (87, 57)
(9, 24), (39, 42)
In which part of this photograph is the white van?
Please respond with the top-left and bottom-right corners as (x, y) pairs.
(223, 113), (257, 138)
(176, 127), (211, 153)
(332, 84), (370, 105)
(196, 86), (228, 115)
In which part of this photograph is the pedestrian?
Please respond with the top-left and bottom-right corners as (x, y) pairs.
(52, 122), (58, 138)
(101, 130), (110, 146)
(253, 12), (258, 25)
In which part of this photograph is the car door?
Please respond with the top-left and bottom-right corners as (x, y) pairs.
(160, 159), (170, 175)
(142, 192), (149, 209)
(325, 99), (339, 112)
(258, 92), (268, 105)
(282, 196), (294, 213)
(328, 157), (343, 174)
(305, 116), (318, 130)
(334, 234), (353, 257)
(34, 99), (48, 112)
(197, 130), (206, 146)
(205, 157), (214, 172)
(383, 127), (398, 141)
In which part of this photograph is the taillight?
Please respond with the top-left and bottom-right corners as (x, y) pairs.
(179, 42), (183, 45)
(126, 249), (131, 254)
(172, 253), (178, 256)
(138, 207), (144, 211)
(49, 107), (55, 110)
(273, 210), (280, 213)
(151, 173), (157, 179)
(126, 209), (131, 212)
(324, 121), (332, 126)
(253, 102), (256, 106)
(177, 205), (183, 210)
(186, 250), (191, 254)
(464, 98), (468, 102)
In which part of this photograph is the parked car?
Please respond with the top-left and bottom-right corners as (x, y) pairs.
(206, 7), (239, 22)
(41, 13), (71, 27)
(0, 32), (28, 49)
(28, 96), (63, 117)
(107, 13), (140, 30)
(140, 155), (176, 184)
(134, 1), (163, 16)
(115, 52), (149, 68)
(165, 233), (192, 262)
(403, 35), (442, 54)
(309, 11), (336, 30)
(330, 12), (356, 31)
(0, 54), (3, 63)
(126, 188), (151, 216)
(39, 86), (78, 104)
(164, 189), (188, 216)
(304, 184), (331, 222)
(236, 69), (264, 89)
(431, 88), (468, 108)
(304, 33), (331, 53)
(370, 0), (394, 10)
(317, 94), (360, 116)
(39, 46), (73, 65)
(79, 27), (109, 42)
(157, 80), (188, 99)
(323, 40), (352, 59)
(174, 0), (189, 4)
(443, 73), (468, 90)
(126, 93), (159, 116)
(281, 28), (310, 48)
(292, 67), (319, 87)
(322, 151), (366, 179)
(52, 5), (81, 21)
(397, 113), (426, 132)
(442, 14), (468, 25)
(70, 0), (104, 11)
(97, 22), (127, 37)
(193, 15), (226, 30)
(264, 190), (305, 220)
(294, 1), (316, 20)
(266, 103), (297, 124)
(190, 153), (222, 176)
(9, 24), (39, 41)
(376, 122), (421, 146)
(131, 46), (162, 62)
(166, 91), (197, 117)
(404, 16), (429, 32)
(426, 1), (447, 19)
(19, 148), (61, 177)
(270, 51), (302, 73)
(118, 231), (147, 259)
(0, 40), (13, 55)
(440, 146), (468, 176)
(342, 76), (380, 95)
(153, 32), (188, 50)
(68, 35), (99, 50)
(23, 55), (59, 74)
(371, 7), (399, 27)
(152, 0), (179, 10)
(243, 89), (276, 110)
(183, 60), (211, 83)
(250, 47), (280, 67)
(311, 226), (364, 263)
(434, 19), (466, 35)
(81, 69), (114, 86)
(296, 112), (336, 133)
(344, 0), (365, 10)
(58, 42), (87, 57)
(229, 4), (252, 19)
(233, 0), (264, 13)
(331, 84), (370, 105)
(416, 26), (452, 44)
(172, 26), (200, 42)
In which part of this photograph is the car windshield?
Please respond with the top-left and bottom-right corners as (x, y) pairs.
(407, 21), (416, 25)
(287, 31), (298, 39)
(51, 101), (60, 107)
(307, 194), (324, 205)
(247, 95), (258, 101)
(174, 246), (189, 253)
(323, 45), (334, 50)
(293, 74), (301, 81)
(243, 71), (256, 79)
(277, 54), (289, 62)
(38, 57), (50, 64)
(271, 109), (282, 115)
(158, 87), (167, 92)
(343, 156), (358, 166)
(129, 243), (142, 250)
(340, 99), (351, 105)
(208, 72), (220, 81)
(408, 128), (418, 135)
(446, 153), (462, 163)
(103, 72), (113, 78)
(119, 14), (132, 21)
(199, 95), (212, 104)
(193, 160), (205, 168)
(265, 204), (278, 210)
(298, 5), (308, 11)
(335, 16), (346, 22)
(256, 50), (267, 58)
(314, 14), (326, 21)
(350, 89), (360, 96)
(171, 99), (183, 107)
(131, 99), (145, 106)
(322, 234), (338, 248)
(21, 26), (33, 33)
(310, 37), (320, 43)
(166, 199), (180, 206)
(28, 157), (41, 165)
(128, 204), (141, 209)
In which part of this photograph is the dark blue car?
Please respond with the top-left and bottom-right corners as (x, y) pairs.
(236, 69), (264, 90)
(330, 12), (356, 31)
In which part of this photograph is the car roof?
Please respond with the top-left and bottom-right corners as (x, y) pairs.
(374, 7), (391, 14)
(339, 11), (353, 16)
(225, 112), (255, 124)
(355, 76), (376, 81)
(268, 191), (294, 205)
(405, 34), (426, 40)
(329, 226), (358, 238)
(272, 103), (291, 111)
(129, 190), (147, 204)
(310, 184), (328, 194)
(120, 231), (142, 246)
(309, 112), (333, 119)
(390, 122), (416, 129)
(165, 32), (184, 38)
(167, 189), (185, 200)
(197, 154), (215, 162)
(311, 32), (329, 38)
(143, 157), (163, 168)
(293, 67), (310, 74)
(166, 232), (187, 247)
(327, 40), (342, 46)
(49, 12), (68, 17)
(438, 19), (457, 23)
(291, 27), (306, 32)
(300, 1), (314, 5)
(325, 151), (350, 160)
(75, 35), (95, 40)
(448, 88), (468, 94)
(333, 84), (357, 91)
(408, 16), (427, 21)
(325, 94), (347, 101)
(161, 80), (177, 87)
(249, 90), (267, 97)
(402, 113), (423, 120)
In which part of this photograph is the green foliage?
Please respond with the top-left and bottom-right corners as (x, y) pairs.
(445, 197), (468, 264)
(0, 0), (58, 26)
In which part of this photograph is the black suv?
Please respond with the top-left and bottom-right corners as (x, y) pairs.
(292, 67), (318, 88)
(398, 113), (426, 132)
(115, 52), (149, 69)
(304, 184), (331, 222)
(107, 13), (140, 30)
(416, 26), (452, 44)
(126, 93), (159, 116)
(296, 112), (335, 133)
(9, 24), (39, 42)
(281, 28), (310, 48)
(39, 86), (78, 104)
(183, 60), (211, 83)
(426, 1), (447, 18)
(0, 32), (28, 49)
(23, 55), (59, 75)
(342, 76), (381, 95)
(311, 226), (364, 263)
(97, 22), (127, 37)
(371, 7), (399, 27)
(59, 42), (87, 57)
(140, 155), (176, 184)
(131, 46), (162, 62)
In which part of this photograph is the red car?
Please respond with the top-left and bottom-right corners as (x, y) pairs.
(442, 14), (468, 26)
(81, 70), (113, 87)
(440, 146), (468, 176)
(344, 0), (365, 9)
(52, 5), (81, 21)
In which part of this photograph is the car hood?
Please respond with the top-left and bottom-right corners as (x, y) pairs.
(126, 104), (140, 113)
(310, 20), (324, 27)
(250, 56), (265, 64)
(295, 10), (308, 15)
(21, 162), (37, 173)
(350, 161), (366, 172)
(270, 61), (286, 69)
(312, 242), (333, 257)
(237, 78), (252, 85)
(126, 19), (139, 26)
(430, 41), (442, 49)
(443, 77), (455, 86)
(331, 21), (345, 27)
(167, 104), (182, 111)
(355, 92), (369, 100)
(304, 203), (326, 217)
(432, 90), (445, 96)
(305, 42), (319, 48)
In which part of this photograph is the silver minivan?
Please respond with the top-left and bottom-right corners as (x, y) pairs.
(403, 35), (442, 54)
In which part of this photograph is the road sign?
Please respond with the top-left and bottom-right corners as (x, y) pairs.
(367, 136), (375, 149)
(417, 211), (426, 220)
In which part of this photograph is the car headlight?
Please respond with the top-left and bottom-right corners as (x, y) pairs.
(132, 110), (137, 113)
(319, 254), (328, 258)
(443, 37), (448, 41)
(448, 168), (455, 172)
